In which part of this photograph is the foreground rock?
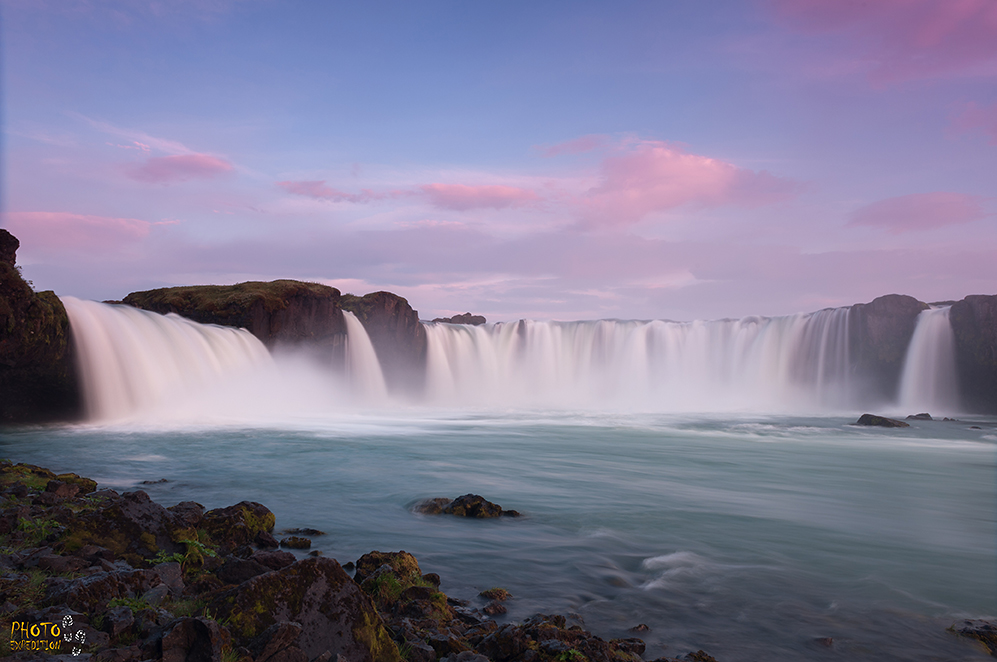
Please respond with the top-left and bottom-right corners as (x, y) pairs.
(854, 414), (910, 428)
(211, 557), (400, 662)
(432, 313), (486, 325)
(0, 229), (81, 423)
(414, 494), (521, 518)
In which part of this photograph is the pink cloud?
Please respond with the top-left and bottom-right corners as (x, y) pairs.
(535, 134), (610, 158)
(954, 102), (997, 145)
(580, 140), (798, 226)
(848, 192), (987, 234)
(276, 180), (405, 203)
(127, 154), (234, 184)
(420, 184), (541, 211)
(769, 0), (997, 81)
(3, 211), (155, 251)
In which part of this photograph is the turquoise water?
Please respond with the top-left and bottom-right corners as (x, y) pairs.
(2, 411), (995, 661)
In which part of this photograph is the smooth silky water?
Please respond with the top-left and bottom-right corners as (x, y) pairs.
(1, 299), (993, 661)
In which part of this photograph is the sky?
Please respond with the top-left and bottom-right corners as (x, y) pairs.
(2, 0), (996, 322)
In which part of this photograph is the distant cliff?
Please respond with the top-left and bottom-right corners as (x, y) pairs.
(848, 294), (928, 403)
(950, 295), (997, 414)
(340, 291), (427, 394)
(122, 280), (346, 348)
(122, 283), (428, 396)
(0, 230), (81, 423)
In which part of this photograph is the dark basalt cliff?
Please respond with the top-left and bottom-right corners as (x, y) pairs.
(341, 291), (428, 394)
(950, 295), (997, 414)
(123, 281), (347, 349)
(848, 294), (928, 402)
(0, 230), (81, 423)
(121, 282), (429, 393)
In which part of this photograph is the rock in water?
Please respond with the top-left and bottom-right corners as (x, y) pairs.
(431, 313), (486, 325)
(855, 414), (910, 428)
(906, 412), (933, 420)
(413, 494), (521, 518)
(951, 619), (997, 656)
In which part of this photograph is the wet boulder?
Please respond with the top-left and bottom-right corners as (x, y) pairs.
(414, 494), (520, 518)
(854, 413), (910, 428)
(951, 619), (997, 656)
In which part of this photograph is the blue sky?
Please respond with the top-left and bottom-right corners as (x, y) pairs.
(3, 0), (996, 321)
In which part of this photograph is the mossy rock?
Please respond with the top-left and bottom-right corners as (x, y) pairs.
(202, 501), (275, 553)
(210, 557), (400, 662)
(353, 551), (422, 585)
(55, 473), (98, 494)
(54, 490), (186, 561)
(0, 463), (57, 491)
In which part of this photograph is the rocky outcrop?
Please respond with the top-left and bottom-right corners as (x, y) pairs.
(123, 280), (347, 351)
(0, 229), (81, 423)
(414, 494), (521, 518)
(432, 313), (486, 325)
(341, 291), (428, 393)
(854, 413), (909, 428)
(950, 295), (997, 414)
(848, 294), (928, 402)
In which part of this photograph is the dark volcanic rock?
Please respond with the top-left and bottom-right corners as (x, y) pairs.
(123, 280), (347, 350)
(855, 413), (910, 428)
(210, 557), (401, 662)
(432, 313), (486, 325)
(0, 229), (82, 423)
(849, 294), (928, 403)
(414, 494), (521, 518)
(353, 550), (422, 585)
(56, 489), (188, 565)
(161, 616), (230, 662)
(952, 619), (997, 657)
(202, 501), (276, 554)
(340, 291), (427, 394)
(279, 536), (311, 550)
(950, 295), (997, 414)
(907, 412), (933, 420)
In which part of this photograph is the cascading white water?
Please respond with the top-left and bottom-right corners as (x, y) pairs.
(424, 307), (853, 411)
(342, 311), (388, 399)
(898, 307), (959, 414)
(63, 297), (273, 421)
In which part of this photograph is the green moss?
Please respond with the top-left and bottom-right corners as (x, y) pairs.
(108, 597), (154, 614)
(122, 281), (340, 329)
(238, 505), (275, 536)
(139, 531), (158, 553)
(0, 463), (56, 490)
(351, 609), (402, 662)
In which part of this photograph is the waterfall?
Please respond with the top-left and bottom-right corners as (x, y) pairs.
(63, 297), (273, 421)
(343, 311), (388, 399)
(898, 307), (958, 414)
(424, 307), (853, 412)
